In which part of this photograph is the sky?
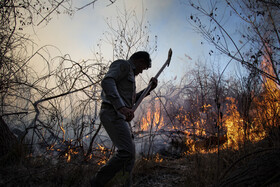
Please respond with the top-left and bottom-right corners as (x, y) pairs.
(25, 0), (241, 86)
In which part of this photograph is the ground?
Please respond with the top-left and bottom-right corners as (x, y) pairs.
(1, 142), (280, 186)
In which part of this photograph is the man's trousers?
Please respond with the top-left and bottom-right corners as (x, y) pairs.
(95, 105), (135, 186)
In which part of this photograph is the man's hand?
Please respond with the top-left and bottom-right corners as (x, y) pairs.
(149, 77), (158, 91)
(118, 106), (134, 122)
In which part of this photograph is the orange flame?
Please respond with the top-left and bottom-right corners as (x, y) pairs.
(96, 144), (108, 165)
(59, 122), (66, 142)
(155, 153), (163, 163)
(254, 44), (280, 133)
(141, 104), (164, 131)
(223, 97), (245, 150)
(65, 144), (79, 163)
(140, 94), (271, 155)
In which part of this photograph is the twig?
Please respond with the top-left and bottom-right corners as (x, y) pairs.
(2, 112), (28, 116)
(37, 0), (65, 26)
(76, 0), (98, 11)
(85, 123), (102, 158)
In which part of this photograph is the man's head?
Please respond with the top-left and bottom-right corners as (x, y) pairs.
(129, 51), (151, 76)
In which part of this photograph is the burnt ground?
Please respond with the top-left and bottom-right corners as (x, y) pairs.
(1, 147), (280, 186)
(133, 159), (189, 187)
(132, 155), (219, 187)
(0, 154), (214, 187)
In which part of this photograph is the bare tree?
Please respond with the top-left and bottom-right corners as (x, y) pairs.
(0, 0), (114, 157)
(235, 71), (261, 146)
(101, 5), (157, 61)
(189, 0), (280, 86)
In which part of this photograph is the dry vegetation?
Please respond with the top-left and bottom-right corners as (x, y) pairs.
(1, 134), (279, 186)
(1, 0), (280, 186)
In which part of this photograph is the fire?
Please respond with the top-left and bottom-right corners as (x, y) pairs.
(142, 153), (163, 162)
(97, 144), (106, 154)
(186, 139), (196, 153)
(66, 153), (71, 162)
(65, 144), (79, 163)
(221, 44), (279, 151)
(155, 153), (163, 163)
(253, 44), (280, 136)
(97, 159), (107, 165)
(96, 144), (108, 165)
(139, 92), (272, 155)
(59, 122), (66, 142)
(223, 97), (244, 150)
(141, 104), (164, 131)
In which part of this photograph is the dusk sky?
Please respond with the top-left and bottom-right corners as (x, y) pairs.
(25, 0), (242, 85)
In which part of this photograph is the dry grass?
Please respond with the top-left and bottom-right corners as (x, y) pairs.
(0, 154), (99, 187)
(133, 153), (224, 187)
(0, 132), (279, 187)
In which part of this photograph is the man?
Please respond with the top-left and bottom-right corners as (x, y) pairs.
(91, 51), (158, 187)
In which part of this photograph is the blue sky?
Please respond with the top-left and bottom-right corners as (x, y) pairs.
(26, 0), (241, 85)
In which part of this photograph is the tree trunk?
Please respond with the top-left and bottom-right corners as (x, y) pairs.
(0, 116), (18, 157)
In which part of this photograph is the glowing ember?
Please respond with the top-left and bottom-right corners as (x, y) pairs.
(66, 153), (71, 163)
(96, 144), (108, 165)
(155, 153), (163, 163)
(64, 145), (79, 163)
(59, 122), (66, 141)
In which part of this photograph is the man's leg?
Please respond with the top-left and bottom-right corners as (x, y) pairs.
(95, 149), (134, 186)
(93, 109), (135, 186)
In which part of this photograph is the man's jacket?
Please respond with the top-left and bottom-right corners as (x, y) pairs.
(101, 59), (144, 110)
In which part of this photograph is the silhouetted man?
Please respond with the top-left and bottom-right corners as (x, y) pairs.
(91, 51), (157, 187)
